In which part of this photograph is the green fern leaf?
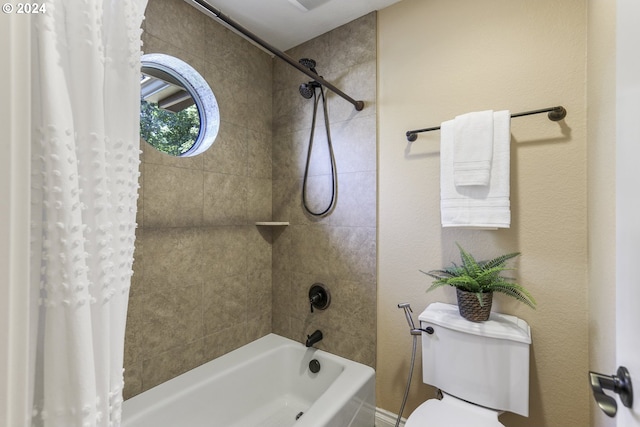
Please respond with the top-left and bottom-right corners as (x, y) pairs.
(422, 243), (535, 310)
(480, 252), (521, 270)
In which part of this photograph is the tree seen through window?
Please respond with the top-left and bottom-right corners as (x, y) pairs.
(140, 100), (200, 156)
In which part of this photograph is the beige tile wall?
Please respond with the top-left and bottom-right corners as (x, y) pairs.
(124, 0), (273, 398)
(271, 13), (378, 368)
(125, 0), (377, 399)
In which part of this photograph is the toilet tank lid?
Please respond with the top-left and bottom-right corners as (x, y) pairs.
(419, 302), (531, 344)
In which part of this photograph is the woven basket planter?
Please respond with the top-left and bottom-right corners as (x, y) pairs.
(456, 289), (493, 322)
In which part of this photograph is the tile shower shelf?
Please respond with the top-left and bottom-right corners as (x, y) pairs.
(255, 222), (290, 226)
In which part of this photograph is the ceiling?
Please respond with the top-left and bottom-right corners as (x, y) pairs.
(187, 0), (404, 51)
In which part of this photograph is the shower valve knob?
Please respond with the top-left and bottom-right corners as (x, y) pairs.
(309, 283), (331, 313)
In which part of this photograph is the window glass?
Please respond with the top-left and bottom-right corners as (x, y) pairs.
(140, 54), (219, 157)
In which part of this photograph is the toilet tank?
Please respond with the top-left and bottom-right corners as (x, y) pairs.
(419, 302), (531, 417)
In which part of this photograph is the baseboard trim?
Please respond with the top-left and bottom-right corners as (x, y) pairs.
(375, 407), (405, 427)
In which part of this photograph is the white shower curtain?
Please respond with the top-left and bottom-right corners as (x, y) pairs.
(30, 1), (147, 426)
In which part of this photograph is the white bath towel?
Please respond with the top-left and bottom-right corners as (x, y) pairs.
(453, 110), (494, 186)
(440, 110), (511, 228)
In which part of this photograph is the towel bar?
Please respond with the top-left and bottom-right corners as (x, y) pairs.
(405, 106), (567, 142)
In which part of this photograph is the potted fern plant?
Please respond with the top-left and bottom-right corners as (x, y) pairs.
(421, 243), (536, 322)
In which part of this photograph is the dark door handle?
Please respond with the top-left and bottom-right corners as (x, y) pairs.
(589, 366), (633, 417)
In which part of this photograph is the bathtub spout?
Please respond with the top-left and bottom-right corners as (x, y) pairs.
(306, 330), (323, 347)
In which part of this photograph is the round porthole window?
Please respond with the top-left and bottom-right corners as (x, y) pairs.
(140, 53), (220, 157)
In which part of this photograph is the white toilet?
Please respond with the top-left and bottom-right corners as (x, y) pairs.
(405, 302), (532, 427)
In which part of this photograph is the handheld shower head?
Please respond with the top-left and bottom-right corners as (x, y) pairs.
(398, 302), (434, 336)
(299, 58), (318, 74)
(299, 83), (314, 99)
(398, 303), (416, 330)
(298, 58), (322, 99)
(299, 81), (320, 99)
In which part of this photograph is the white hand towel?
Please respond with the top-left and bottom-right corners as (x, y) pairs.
(453, 110), (494, 186)
(440, 110), (511, 228)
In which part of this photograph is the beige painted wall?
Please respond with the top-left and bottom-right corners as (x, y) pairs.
(377, 1), (589, 426)
(587, 0), (616, 425)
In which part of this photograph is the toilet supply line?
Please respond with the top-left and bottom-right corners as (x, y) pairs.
(395, 302), (432, 427)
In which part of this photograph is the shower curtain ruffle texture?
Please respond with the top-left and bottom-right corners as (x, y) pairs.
(30, 0), (147, 426)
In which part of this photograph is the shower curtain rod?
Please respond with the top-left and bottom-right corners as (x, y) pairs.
(190, 0), (365, 111)
(405, 106), (567, 141)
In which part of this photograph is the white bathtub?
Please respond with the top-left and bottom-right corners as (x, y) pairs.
(122, 333), (375, 427)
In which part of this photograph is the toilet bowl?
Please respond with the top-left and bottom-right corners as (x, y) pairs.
(404, 302), (532, 426)
(405, 393), (503, 427)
